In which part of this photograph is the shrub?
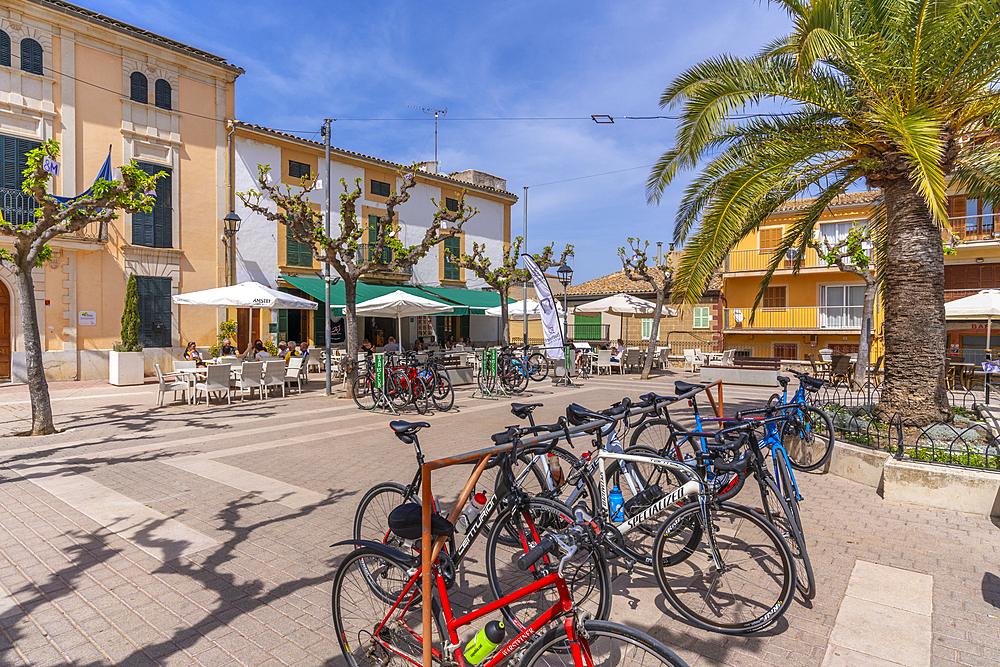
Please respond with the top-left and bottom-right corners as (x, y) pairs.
(113, 275), (143, 352)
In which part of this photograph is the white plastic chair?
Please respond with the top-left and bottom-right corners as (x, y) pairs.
(285, 357), (304, 394)
(174, 360), (197, 372)
(194, 364), (231, 405)
(624, 349), (641, 373)
(683, 349), (703, 373)
(154, 364), (188, 406)
(235, 361), (263, 401)
(262, 360), (286, 398)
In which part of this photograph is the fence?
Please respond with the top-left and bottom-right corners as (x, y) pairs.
(355, 244), (412, 274)
(723, 306), (864, 330)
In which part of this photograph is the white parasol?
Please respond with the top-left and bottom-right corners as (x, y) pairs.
(355, 290), (454, 345)
(945, 288), (1000, 352)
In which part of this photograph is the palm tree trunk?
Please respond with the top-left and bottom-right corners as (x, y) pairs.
(852, 278), (877, 388)
(344, 277), (359, 396)
(641, 288), (665, 380)
(875, 177), (950, 424)
(14, 265), (56, 435)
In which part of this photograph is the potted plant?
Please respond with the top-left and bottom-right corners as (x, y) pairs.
(110, 274), (145, 386)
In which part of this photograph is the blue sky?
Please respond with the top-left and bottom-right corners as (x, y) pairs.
(86, 0), (792, 282)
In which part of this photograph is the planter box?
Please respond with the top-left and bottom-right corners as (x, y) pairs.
(110, 351), (144, 386)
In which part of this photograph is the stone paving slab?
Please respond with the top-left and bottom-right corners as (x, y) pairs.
(0, 370), (997, 666)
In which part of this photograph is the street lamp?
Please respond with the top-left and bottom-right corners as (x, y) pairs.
(223, 210), (241, 286)
(556, 264), (573, 342)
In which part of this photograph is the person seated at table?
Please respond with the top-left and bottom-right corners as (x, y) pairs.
(413, 337), (425, 352)
(462, 337), (472, 347)
(298, 341), (310, 358)
(219, 338), (236, 356)
(445, 335), (456, 349)
(244, 339), (267, 361)
(283, 340), (301, 360)
(183, 342), (208, 367)
(611, 339), (625, 363)
(384, 336), (401, 353)
(360, 339), (374, 355)
(277, 340), (288, 358)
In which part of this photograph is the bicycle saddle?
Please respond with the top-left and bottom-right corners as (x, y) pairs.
(800, 375), (826, 391)
(390, 420), (430, 444)
(387, 503), (455, 540)
(510, 403), (543, 420)
(565, 403), (609, 427)
(777, 375), (790, 387)
(674, 380), (705, 395)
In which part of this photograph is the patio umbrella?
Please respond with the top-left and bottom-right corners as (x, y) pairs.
(354, 290), (453, 344)
(573, 293), (678, 341)
(483, 299), (563, 318)
(945, 288), (1000, 352)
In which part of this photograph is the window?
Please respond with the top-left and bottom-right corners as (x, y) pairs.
(693, 306), (711, 329)
(446, 197), (459, 212)
(821, 284), (865, 328)
(759, 227), (782, 251)
(1, 134), (42, 226)
(641, 318), (654, 340)
(0, 31), (10, 67)
(130, 72), (147, 103)
(285, 225), (312, 267)
(774, 343), (798, 360)
(289, 160), (311, 180)
(443, 236), (461, 280)
(136, 276), (172, 348)
(371, 179), (391, 197)
(132, 162), (172, 248)
(20, 38), (42, 76)
(154, 79), (171, 110)
(762, 286), (786, 309)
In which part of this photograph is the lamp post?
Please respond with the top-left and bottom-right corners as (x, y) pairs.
(223, 210), (241, 286)
(556, 264), (573, 342)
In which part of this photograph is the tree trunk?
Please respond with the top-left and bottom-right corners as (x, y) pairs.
(875, 177), (950, 424)
(641, 289), (664, 380)
(344, 277), (359, 396)
(15, 265), (56, 435)
(852, 279), (877, 389)
(498, 286), (510, 345)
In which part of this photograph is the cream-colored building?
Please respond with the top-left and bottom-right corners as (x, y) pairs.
(0, 0), (241, 381)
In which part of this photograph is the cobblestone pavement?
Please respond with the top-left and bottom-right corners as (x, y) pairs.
(0, 371), (998, 666)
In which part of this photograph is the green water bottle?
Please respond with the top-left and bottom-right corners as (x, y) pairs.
(463, 620), (505, 665)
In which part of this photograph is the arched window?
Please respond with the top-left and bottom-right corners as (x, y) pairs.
(20, 38), (42, 75)
(130, 72), (147, 104)
(0, 31), (10, 68)
(154, 79), (171, 110)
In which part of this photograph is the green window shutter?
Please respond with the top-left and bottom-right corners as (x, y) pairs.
(285, 226), (312, 267)
(460, 314), (470, 340)
(641, 319), (653, 340)
(443, 237), (461, 280)
(693, 307), (710, 329)
(136, 276), (172, 348)
(0, 31), (10, 68)
(134, 162), (172, 248)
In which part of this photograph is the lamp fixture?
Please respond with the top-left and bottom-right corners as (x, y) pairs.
(976, 257), (985, 263)
(223, 210), (241, 237)
(556, 264), (574, 287)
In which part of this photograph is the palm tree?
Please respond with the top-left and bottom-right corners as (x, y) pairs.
(648, 0), (1000, 424)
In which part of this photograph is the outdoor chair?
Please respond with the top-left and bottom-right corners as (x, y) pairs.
(830, 354), (852, 386)
(818, 348), (833, 363)
(235, 361), (263, 401)
(870, 355), (885, 387)
(154, 364), (188, 406)
(307, 348), (323, 373)
(285, 357), (304, 394)
(194, 364), (231, 405)
(683, 349), (702, 373)
(624, 349), (641, 373)
(712, 349), (735, 367)
(174, 360), (197, 372)
(594, 349), (616, 375)
(262, 360), (286, 398)
(806, 354), (828, 381)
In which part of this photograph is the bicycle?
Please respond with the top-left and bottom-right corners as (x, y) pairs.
(765, 369), (835, 471)
(352, 352), (411, 412)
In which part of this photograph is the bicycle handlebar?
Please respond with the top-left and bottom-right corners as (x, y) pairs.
(517, 535), (556, 571)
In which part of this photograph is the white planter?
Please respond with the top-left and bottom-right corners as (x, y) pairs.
(109, 351), (145, 386)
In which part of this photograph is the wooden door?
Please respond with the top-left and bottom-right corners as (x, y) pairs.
(0, 280), (10, 380)
(237, 308), (249, 352)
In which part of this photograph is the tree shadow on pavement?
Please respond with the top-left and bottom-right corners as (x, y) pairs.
(983, 572), (1000, 609)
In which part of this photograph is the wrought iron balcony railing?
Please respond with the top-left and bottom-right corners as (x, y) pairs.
(1, 187), (108, 242)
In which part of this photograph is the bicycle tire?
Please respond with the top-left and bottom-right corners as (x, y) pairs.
(517, 446), (599, 517)
(527, 352), (550, 382)
(485, 497), (612, 632)
(628, 418), (699, 463)
(352, 376), (375, 411)
(430, 370), (454, 411)
(501, 362), (529, 394)
(772, 456), (815, 599)
(780, 406), (834, 472)
(332, 547), (443, 667)
(353, 482), (409, 550)
(652, 501), (795, 635)
(386, 370), (412, 410)
(520, 619), (690, 667)
(412, 375), (430, 415)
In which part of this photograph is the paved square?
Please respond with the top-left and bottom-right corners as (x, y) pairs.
(1, 371), (998, 666)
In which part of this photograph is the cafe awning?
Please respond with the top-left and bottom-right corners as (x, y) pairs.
(415, 286), (513, 315)
(280, 276), (455, 316)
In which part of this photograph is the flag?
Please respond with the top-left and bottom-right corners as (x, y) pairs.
(522, 255), (564, 359)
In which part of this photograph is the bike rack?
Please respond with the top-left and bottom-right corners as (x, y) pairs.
(416, 380), (723, 667)
(369, 353), (398, 415)
(471, 348), (509, 400)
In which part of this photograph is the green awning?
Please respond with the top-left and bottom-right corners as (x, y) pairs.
(280, 276), (456, 316)
(415, 286), (513, 315)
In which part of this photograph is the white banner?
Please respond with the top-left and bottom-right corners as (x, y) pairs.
(523, 255), (564, 359)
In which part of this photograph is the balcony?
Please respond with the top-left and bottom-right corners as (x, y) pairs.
(725, 247), (840, 273)
(724, 306), (863, 331)
(356, 243), (412, 277)
(949, 213), (997, 242)
(944, 289), (985, 303)
(1, 187), (108, 242)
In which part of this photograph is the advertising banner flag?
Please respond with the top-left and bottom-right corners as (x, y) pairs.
(522, 255), (565, 359)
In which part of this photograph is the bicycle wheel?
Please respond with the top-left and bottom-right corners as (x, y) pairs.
(332, 547), (441, 667)
(652, 501), (795, 635)
(412, 375), (430, 415)
(353, 482), (409, 550)
(629, 418), (699, 464)
(501, 361), (529, 394)
(771, 455), (815, 599)
(516, 446), (598, 517)
(780, 406), (834, 472)
(485, 497), (611, 632)
(386, 370), (412, 410)
(477, 365), (498, 395)
(430, 370), (454, 411)
(527, 352), (550, 382)
(521, 619), (690, 667)
(352, 375), (375, 411)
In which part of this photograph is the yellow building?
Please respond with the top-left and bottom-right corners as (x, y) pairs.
(721, 192), (883, 362)
(0, 0), (241, 381)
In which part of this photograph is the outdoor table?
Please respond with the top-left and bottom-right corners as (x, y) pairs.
(948, 362), (975, 389)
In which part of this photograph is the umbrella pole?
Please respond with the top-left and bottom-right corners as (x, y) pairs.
(988, 317), (992, 359)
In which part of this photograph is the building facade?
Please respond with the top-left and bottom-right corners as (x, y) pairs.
(230, 122), (517, 350)
(0, 0), (240, 381)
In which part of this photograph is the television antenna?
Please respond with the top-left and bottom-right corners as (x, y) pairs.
(408, 106), (447, 166)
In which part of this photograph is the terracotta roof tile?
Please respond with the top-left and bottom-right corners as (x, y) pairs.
(774, 190), (879, 213)
(234, 122), (517, 199)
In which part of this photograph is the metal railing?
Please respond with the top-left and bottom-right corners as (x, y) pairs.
(949, 212), (997, 242)
(944, 288), (984, 302)
(723, 306), (864, 330)
(1, 187), (108, 242)
(723, 246), (874, 273)
(356, 244), (412, 274)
